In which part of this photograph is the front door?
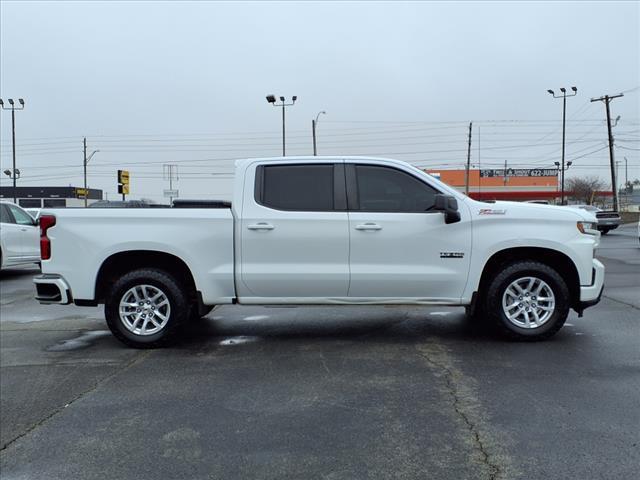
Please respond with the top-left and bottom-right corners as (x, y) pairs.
(346, 163), (472, 301)
(238, 161), (350, 299)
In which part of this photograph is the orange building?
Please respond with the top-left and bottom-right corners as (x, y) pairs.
(426, 168), (560, 201)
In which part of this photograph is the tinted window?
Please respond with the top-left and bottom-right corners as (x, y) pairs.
(19, 199), (42, 208)
(43, 199), (66, 208)
(7, 204), (35, 225)
(260, 164), (334, 211)
(355, 165), (438, 212)
(0, 205), (14, 224)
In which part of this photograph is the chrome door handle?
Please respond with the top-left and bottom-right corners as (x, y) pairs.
(247, 223), (275, 231)
(355, 223), (382, 231)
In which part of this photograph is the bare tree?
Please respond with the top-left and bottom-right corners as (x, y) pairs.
(566, 176), (605, 205)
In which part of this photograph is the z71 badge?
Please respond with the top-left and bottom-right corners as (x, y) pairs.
(440, 252), (465, 259)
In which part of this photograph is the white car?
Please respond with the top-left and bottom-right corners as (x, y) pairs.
(0, 201), (41, 270)
(33, 156), (604, 348)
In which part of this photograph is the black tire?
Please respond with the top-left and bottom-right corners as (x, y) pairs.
(484, 261), (570, 341)
(600, 228), (610, 235)
(105, 268), (190, 348)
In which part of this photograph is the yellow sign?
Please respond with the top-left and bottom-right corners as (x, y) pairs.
(117, 169), (130, 196)
(118, 169), (130, 185)
(76, 187), (88, 198)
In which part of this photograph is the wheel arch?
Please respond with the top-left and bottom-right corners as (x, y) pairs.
(95, 250), (198, 304)
(476, 247), (581, 310)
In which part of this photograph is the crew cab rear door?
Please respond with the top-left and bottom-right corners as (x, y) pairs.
(346, 162), (472, 301)
(237, 160), (349, 299)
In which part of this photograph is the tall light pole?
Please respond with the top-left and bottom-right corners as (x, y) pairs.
(312, 110), (326, 156)
(547, 87), (577, 205)
(83, 137), (99, 207)
(0, 98), (25, 203)
(266, 95), (297, 156)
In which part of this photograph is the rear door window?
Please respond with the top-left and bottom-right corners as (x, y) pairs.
(258, 164), (335, 211)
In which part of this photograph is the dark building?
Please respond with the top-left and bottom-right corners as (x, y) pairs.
(0, 186), (103, 208)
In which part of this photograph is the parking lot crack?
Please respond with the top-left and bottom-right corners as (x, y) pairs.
(0, 351), (150, 452)
(416, 342), (512, 480)
(602, 294), (640, 311)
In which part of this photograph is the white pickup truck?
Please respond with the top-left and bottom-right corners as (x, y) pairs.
(34, 156), (604, 348)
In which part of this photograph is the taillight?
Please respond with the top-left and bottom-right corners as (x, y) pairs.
(40, 215), (56, 260)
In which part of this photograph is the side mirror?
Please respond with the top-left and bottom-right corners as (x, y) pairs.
(434, 194), (461, 224)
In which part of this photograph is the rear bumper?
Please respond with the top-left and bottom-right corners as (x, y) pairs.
(597, 219), (621, 229)
(579, 259), (604, 306)
(33, 274), (72, 305)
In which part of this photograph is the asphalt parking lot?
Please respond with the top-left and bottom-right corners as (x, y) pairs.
(1, 224), (638, 480)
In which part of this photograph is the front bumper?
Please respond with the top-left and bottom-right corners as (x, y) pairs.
(34, 274), (72, 305)
(578, 258), (604, 309)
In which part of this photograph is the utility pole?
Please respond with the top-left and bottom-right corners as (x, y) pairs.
(0, 98), (25, 203)
(591, 93), (624, 211)
(624, 157), (628, 189)
(547, 87), (577, 205)
(266, 95), (297, 156)
(83, 138), (87, 207)
(477, 126), (481, 196)
(465, 122), (473, 195)
(163, 164), (178, 205)
(503, 160), (508, 186)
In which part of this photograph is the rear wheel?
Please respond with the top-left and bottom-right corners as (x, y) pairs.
(105, 268), (189, 348)
(485, 261), (570, 341)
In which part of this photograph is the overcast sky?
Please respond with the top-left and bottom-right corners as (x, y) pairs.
(1, 0), (638, 201)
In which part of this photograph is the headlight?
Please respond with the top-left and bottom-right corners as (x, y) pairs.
(577, 221), (597, 234)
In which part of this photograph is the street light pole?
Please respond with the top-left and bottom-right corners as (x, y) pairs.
(554, 161), (573, 203)
(83, 137), (99, 207)
(312, 111), (326, 156)
(547, 87), (577, 205)
(266, 95), (297, 156)
(0, 98), (25, 203)
(282, 102), (286, 156)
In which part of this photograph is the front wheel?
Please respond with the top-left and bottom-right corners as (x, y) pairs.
(105, 268), (190, 348)
(485, 261), (570, 341)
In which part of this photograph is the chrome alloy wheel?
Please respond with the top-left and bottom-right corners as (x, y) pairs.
(501, 276), (555, 329)
(118, 284), (171, 336)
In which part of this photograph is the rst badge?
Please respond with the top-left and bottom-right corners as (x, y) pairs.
(440, 252), (465, 259)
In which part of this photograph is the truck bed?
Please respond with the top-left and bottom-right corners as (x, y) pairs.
(41, 208), (236, 305)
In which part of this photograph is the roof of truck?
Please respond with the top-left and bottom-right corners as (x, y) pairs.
(234, 156), (407, 169)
